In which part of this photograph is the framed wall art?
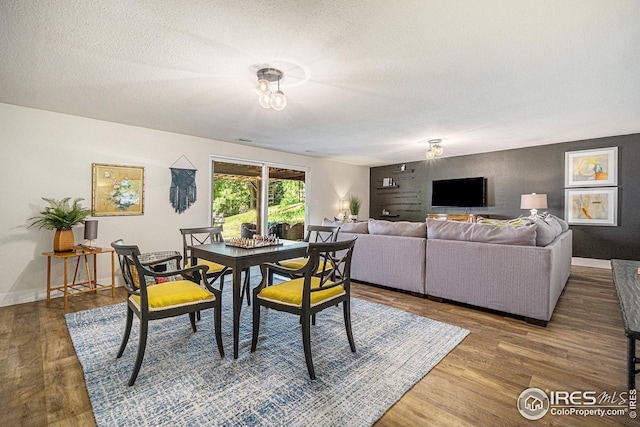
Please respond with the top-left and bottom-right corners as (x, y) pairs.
(564, 187), (617, 226)
(565, 147), (618, 187)
(92, 163), (145, 216)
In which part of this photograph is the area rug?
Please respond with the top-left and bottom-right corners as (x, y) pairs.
(66, 285), (469, 426)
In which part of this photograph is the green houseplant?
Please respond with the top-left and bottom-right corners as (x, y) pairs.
(29, 197), (94, 252)
(349, 195), (361, 221)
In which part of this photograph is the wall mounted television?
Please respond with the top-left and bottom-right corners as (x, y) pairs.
(431, 177), (487, 207)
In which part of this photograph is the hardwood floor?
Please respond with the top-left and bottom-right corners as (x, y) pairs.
(1, 266), (635, 426)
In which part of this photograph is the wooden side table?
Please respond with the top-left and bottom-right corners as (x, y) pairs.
(43, 246), (115, 308)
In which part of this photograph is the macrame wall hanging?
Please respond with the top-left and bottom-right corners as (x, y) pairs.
(169, 155), (197, 214)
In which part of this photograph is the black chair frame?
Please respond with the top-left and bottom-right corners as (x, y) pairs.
(180, 226), (252, 305)
(269, 224), (341, 285)
(112, 240), (224, 386)
(251, 236), (357, 380)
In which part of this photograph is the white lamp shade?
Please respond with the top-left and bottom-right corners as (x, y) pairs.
(520, 193), (548, 209)
(256, 78), (269, 93)
(258, 91), (272, 109)
(270, 91), (286, 111)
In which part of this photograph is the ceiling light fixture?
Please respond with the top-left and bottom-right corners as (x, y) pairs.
(425, 139), (444, 159)
(256, 68), (287, 111)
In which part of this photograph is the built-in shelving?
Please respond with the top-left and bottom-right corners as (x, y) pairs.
(370, 162), (424, 222)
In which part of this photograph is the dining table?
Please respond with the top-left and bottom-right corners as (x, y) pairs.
(189, 239), (309, 359)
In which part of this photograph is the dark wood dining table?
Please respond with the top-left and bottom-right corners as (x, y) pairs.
(189, 239), (309, 359)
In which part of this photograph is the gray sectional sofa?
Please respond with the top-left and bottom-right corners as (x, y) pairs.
(329, 216), (572, 326)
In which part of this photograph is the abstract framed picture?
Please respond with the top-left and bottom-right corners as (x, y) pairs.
(565, 147), (618, 187)
(92, 163), (145, 216)
(565, 188), (617, 226)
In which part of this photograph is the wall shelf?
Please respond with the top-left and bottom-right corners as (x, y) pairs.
(377, 185), (399, 189)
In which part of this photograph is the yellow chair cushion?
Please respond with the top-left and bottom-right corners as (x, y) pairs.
(185, 259), (226, 274)
(279, 258), (333, 273)
(279, 257), (308, 270)
(130, 280), (214, 312)
(257, 277), (344, 307)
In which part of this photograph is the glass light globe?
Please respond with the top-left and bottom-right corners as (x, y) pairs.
(258, 91), (272, 109)
(270, 91), (287, 111)
(256, 79), (269, 94)
(425, 149), (435, 160)
(432, 144), (443, 156)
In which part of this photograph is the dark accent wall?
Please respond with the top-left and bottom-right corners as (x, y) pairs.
(370, 133), (640, 260)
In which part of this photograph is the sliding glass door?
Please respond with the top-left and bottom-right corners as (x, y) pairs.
(266, 167), (306, 240)
(211, 158), (307, 240)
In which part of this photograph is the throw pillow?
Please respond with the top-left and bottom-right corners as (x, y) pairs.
(533, 219), (557, 246)
(543, 215), (563, 236)
(322, 218), (343, 227)
(547, 213), (569, 233)
(477, 216), (531, 227)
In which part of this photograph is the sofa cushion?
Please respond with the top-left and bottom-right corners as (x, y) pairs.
(427, 218), (536, 246)
(322, 218), (369, 234)
(368, 218), (427, 238)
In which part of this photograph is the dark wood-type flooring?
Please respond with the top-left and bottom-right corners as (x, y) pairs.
(0, 266), (635, 426)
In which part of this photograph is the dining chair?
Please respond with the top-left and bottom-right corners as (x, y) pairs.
(270, 225), (341, 284)
(180, 226), (251, 305)
(111, 239), (224, 386)
(251, 236), (357, 379)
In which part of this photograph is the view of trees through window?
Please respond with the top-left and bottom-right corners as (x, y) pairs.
(212, 161), (306, 238)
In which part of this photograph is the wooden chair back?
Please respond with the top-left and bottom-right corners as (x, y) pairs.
(180, 226), (224, 267)
(303, 225), (341, 244)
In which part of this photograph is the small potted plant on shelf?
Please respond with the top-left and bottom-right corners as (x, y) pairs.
(28, 197), (94, 252)
(349, 195), (361, 222)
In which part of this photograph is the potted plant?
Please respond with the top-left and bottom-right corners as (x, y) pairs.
(29, 197), (94, 252)
(349, 195), (361, 221)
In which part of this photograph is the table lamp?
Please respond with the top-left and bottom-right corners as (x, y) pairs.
(520, 193), (547, 219)
(84, 220), (98, 249)
(341, 200), (350, 220)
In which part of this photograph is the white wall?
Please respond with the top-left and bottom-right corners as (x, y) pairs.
(0, 103), (369, 307)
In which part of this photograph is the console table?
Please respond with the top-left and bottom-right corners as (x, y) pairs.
(427, 213), (478, 223)
(43, 246), (115, 309)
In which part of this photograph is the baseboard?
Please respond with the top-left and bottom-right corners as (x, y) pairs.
(571, 257), (611, 269)
(0, 276), (121, 308)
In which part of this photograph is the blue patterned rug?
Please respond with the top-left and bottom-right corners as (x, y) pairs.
(66, 283), (469, 426)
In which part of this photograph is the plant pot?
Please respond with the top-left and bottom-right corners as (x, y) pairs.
(350, 215), (358, 222)
(53, 228), (75, 252)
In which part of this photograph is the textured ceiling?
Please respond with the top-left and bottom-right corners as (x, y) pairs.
(1, 0), (639, 166)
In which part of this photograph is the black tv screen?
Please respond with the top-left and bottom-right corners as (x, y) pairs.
(431, 177), (487, 207)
